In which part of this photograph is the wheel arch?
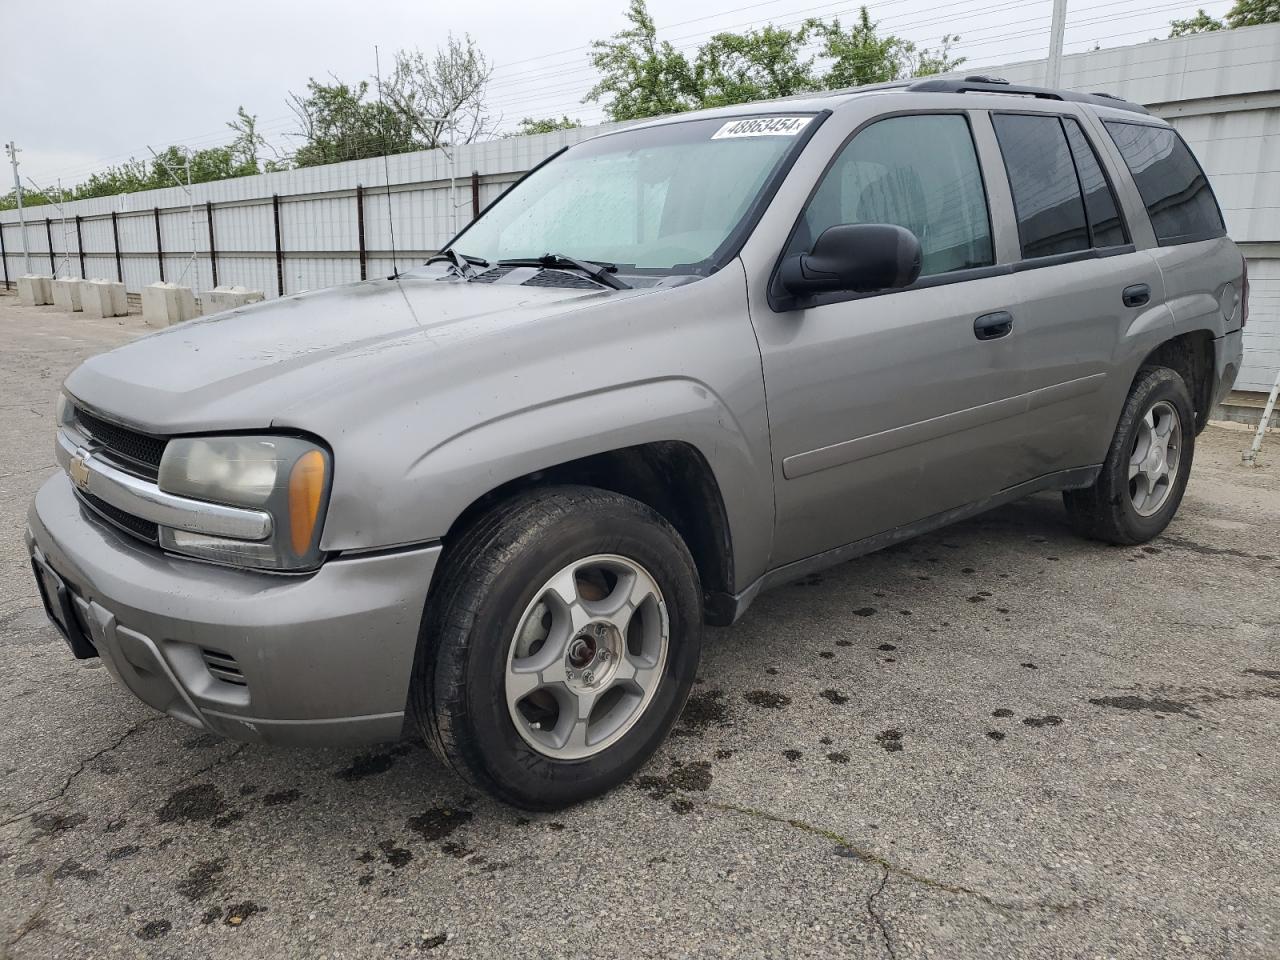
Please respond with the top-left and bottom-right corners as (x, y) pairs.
(1137, 329), (1216, 433)
(440, 441), (738, 625)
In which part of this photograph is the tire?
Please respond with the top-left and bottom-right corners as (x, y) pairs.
(413, 484), (702, 810)
(1063, 366), (1195, 545)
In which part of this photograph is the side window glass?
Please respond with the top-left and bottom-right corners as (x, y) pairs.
(1103, 121), (1225, 246)
(788, 114), (993, 277)
(1062, 118), (1128, 248)
(991, 114), (1089, 259)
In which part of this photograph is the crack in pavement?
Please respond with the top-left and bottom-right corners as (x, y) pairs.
(707, 800), (1093, 917)
(0, 716), (161, 829)
(867, 867), (894, 959)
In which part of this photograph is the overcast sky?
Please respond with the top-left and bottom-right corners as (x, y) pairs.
(4, 0), (1235, 187)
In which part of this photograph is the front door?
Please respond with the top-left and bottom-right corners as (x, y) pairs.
(751, 112), (1030, 567)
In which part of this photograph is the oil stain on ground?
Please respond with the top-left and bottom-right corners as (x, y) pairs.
(336, 752), (397, 781)
(744, 690), (791, 709)
(177, 859), (227, 901)
(157, 784), (226, 824)
(678, 688), (730, 732)
(407, 807), (473, 843)
(1088, 695), (1198, 717)
(635, 760), (713, 800)
(876, 730), (904, 752)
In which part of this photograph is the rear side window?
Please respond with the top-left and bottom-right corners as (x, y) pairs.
(788, 113), (994, 277)
(1062, 118), (1127, 248)
(991, 114), (1090, 258)
(1103, 121), (1225, 246)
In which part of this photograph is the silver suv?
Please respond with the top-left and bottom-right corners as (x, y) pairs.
(27, 78), (1245, 808)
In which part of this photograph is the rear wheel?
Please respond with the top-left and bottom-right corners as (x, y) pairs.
(1064, 366), (1195, 544)
(413, 485), (702, 810)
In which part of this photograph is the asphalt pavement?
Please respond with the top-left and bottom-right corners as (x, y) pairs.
(2, 290), (1278, 959)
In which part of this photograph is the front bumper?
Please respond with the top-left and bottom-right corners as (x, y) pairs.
(27, 472), (440, 746)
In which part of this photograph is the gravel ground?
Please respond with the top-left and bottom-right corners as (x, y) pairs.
(1, 290), (1278, 960)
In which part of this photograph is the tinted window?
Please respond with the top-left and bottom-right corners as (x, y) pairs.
(992, 114), (1089, 259)
(789, 114), (993, 277)
(1062, 118), (1127, 248)
(1103, 121), (1224, 245)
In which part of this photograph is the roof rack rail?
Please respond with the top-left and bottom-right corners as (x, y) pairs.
(907, 75), (1149, 115)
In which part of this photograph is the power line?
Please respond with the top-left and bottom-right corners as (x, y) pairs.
(15, 0), (1240, 188)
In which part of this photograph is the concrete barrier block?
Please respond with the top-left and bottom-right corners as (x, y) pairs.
(141, 282), (198, 327)
(52, 278), (85, 312)
(17, 274), (53, 306)
(205, 285), (266, 312)
(82, 279), (129, 318)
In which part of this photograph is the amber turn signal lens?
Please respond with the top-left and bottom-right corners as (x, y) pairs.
(288, 450), (327, 556)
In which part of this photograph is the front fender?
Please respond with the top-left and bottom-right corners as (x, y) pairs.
(396, 376), (771, 592)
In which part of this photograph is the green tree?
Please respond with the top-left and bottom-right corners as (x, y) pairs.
(905, 34), (966, 77)
(585, 1), (962, 120)
(287, 77), (418, 167)
(384, 35), (495, 147)
(509, 116), (582, 136)
(817, 9), (911, 87)
(694, 23), (821, 107)
(1170, 9), (1224, 35)
(586, 0), (700, 121)
(1225, 0), (1280, 27)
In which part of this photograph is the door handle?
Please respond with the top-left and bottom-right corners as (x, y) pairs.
(974, 311), (1014, 341)
(1122, 283), (1150, 307)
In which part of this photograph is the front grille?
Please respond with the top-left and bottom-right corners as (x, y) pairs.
(74, 407), (166, 477)
(78, 490), (159, 542)
(201, 649), (246, 686)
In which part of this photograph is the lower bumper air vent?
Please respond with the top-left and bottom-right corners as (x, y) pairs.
(201, 648), (246, 686)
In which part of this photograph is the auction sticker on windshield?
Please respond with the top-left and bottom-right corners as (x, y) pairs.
(711, 116), (812, 139)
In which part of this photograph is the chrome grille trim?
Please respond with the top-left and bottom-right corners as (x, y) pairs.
(56, 430), (273, 541)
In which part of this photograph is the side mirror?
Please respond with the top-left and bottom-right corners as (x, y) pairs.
(779, 223), (922, 299)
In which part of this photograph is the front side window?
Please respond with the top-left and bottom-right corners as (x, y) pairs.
(992, 113), (1090, 259)
(786, 114), (994, 277)
(1103, 121), (1225, 246)
(442, 115), (814, 275)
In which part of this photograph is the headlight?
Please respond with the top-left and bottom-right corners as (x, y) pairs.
(157, 436), (332, 571)
(55, 392), (72, 428)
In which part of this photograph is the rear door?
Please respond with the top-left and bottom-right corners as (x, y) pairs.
(987, 109), (1168, 479)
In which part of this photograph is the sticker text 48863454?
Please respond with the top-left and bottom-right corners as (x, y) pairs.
(711, 116), (813, 140)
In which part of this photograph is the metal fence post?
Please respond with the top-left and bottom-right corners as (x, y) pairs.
(45, 218), (55, 274)
(111, 211), (123, 283)
(0, 223), (8, 289)
(205, 201), (218, 289)
(272, 194), (284, 297)
(74, 215), (86, 279)
(471, 171), (480, 219)
(153, 207), (164, 282)
(356, 184), (367, 281)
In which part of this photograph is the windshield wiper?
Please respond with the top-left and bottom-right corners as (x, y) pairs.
(423, 249), (491, 279)
(496, 253), (631, 290)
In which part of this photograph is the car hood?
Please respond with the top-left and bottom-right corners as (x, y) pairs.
(63, 276), (661, 434)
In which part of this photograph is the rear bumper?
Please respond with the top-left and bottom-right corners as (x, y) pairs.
(27, 472), (439, 747)
(1212, 329), (1243, 408)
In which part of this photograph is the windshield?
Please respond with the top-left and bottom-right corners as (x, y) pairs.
(444, 115), (817, 275)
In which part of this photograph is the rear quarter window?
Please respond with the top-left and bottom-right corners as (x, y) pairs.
(1103, 121), (1225, 246)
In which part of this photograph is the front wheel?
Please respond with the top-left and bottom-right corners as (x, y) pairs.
(1064, 366), (1195, 544)
(413, 485), (702, 810)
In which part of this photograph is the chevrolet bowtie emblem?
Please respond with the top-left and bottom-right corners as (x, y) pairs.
(69, 451), (91, 492)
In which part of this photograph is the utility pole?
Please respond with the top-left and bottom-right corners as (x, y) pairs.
(4, 141), (31, 275)
(1046, 0), (1068, 88)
